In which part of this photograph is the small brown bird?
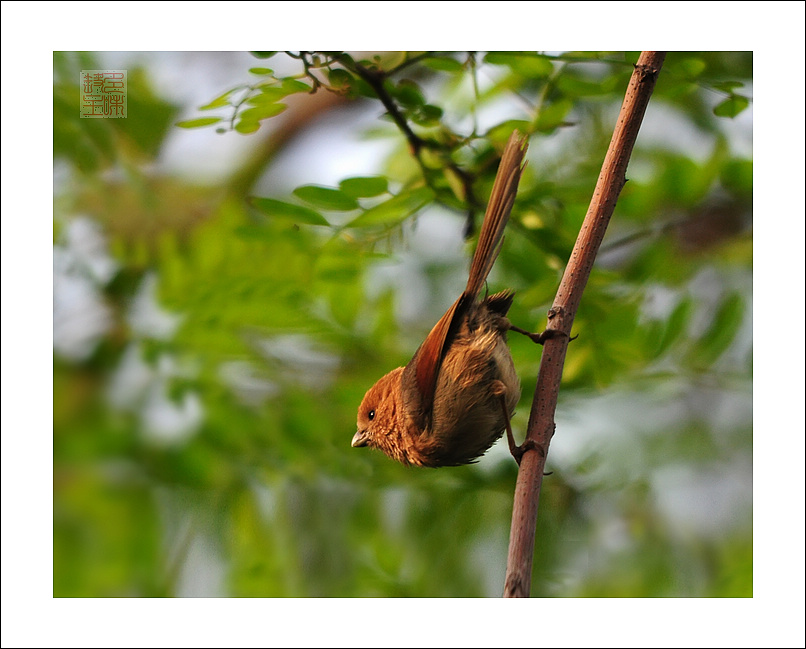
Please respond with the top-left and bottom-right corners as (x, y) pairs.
(352, 131), (549, 467)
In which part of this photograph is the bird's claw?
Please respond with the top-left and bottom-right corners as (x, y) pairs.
(510, 439), (542, 466)
(510, 326), (577, 346)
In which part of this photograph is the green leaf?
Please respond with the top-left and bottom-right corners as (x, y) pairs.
(392, 80), (425, 107)
(339, 176), (389, 198)
(713, 95), (750, 118)
(328, 69), (353, 90)
(353, 77), (377, 99)
(249, 88), (288, 104)
(292, 185), (359, 211)
(421, 56), (463, 72)
(251, 51), (278, 59)
(348, 186), (435, 226)
(250, 80), (309, 103)
(557, 74), (617, 97)
(720, 159), (753, 197)
(176, 117), (222, 129)
(659, 156), (713, 206)
(486, 120), (532, 144)
(280, 78), (311, 94)
(690, 292), (745, 366)
(654, 297), (693, 356)
(250, 197), (330, 226)
(315, 251), (361, 283)
(409, 103), (443, 127)
(234, 120), (261, 134)
(249, 67), (274, 75)
(484, 52), (553, 77)
(239, 103), (287, 121)
(199, 91), (234, 111)
(677, 57), (707, 78)
(443, 167), (466, 202)
(711, 81), (744, 92)
(534, 99), (573, 132)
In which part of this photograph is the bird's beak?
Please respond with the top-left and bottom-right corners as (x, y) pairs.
(351, 429), (369, 448)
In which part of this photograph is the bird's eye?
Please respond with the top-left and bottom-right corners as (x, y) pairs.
(368, 409), (375, 421)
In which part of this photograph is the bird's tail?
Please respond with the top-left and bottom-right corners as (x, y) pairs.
(465, 130), (529, 298)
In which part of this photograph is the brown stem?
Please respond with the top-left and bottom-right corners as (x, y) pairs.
(348, 59), (426, 156)
(331, 54), (483, 230)
(502, 51), (667, 598)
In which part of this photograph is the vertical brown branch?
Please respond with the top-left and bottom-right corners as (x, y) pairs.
(503, 51), (667, 598)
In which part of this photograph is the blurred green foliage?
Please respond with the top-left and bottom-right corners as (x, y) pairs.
(54, 51), (752, 597)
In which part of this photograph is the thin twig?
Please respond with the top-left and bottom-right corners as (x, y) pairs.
(330, 54), (484, 229)
(503, 51), (667, 598)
